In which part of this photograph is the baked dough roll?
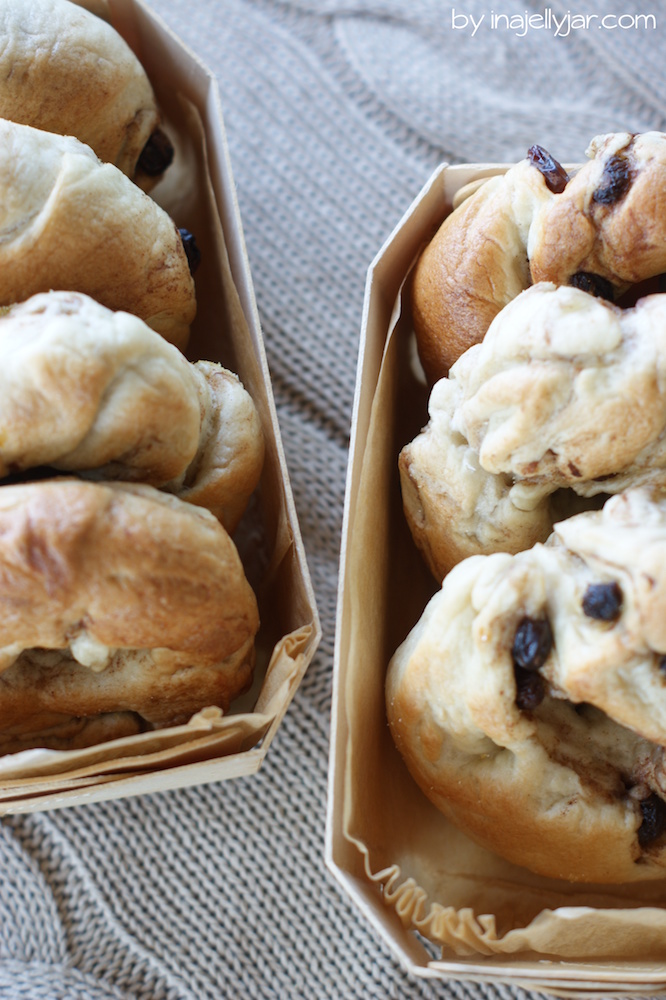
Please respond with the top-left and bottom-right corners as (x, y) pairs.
(0, 119), (195, 349)
(387, 488), (666, 884)
(400, 282), (666, 579)
(0, 479), (260, 745)
(531, 132), (666, 287)
(0, 291), (263, 532)
(411, 153), (557, 383)
(412, 132), (666, 382)
(0, 0), (172, 189)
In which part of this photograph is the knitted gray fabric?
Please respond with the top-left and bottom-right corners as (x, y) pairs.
(1, 1), (665, 997)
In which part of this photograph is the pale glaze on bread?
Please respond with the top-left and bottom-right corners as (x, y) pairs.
(401, 283), (666, 579)
(387, 489), (666, 883)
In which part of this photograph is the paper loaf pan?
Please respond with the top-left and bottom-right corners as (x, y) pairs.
(325, 160), (666, 997)
(0, 0), (320, 813)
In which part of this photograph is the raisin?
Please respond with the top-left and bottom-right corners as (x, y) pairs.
(514, 667), (545, 711)
(582, 582), (623, 621)
(512, 616), (553, 670)
(137, 129), (174, 177)
(638, 794), (666, 847)
(569, 272), (615, 302)
(178, 228), (201, 275)
(527, 145), (569, 193)
(593, 154), (633, 205)
(658, 655), (666, 675)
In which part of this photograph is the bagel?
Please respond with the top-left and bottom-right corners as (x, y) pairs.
(386, 487), (666, 884)
(0, 119), (195, 349)
(400, 282), (666, 579)
(412, 131), (666, 382)
(0, 291), (263, 532)
(0, 0), (172, 189)
(0, 479), (260, 747)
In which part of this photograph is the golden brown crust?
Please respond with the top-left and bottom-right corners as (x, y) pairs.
(0, 120), (195, 350)
(0, 479), (258, 659)
(0, 0), (161, 185)
(0, 641), (255, 734)
(0, 479), (260, 738)
(411, 166), (547, 382)
(387, 491), (666, 883)
(179, 361), (265, 532)
(531, 133), (666, 285)
(0, 712), (144, 754)
(412, 132), (666, 383)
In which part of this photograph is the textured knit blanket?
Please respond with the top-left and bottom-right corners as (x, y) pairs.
(1, 0), (664, 997)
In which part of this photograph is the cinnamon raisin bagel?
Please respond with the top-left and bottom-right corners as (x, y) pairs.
(0, 291), (263, 532)
(0, 0), (172, 189)
(412, 132), (666, 382)
(0, 479), (260, 746)
(400, 282), (666, 580)
(387, 488), (666, 883)
(0, 119), (195, 349)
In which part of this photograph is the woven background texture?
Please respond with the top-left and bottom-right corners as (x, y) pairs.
(2, 0), (666, 997)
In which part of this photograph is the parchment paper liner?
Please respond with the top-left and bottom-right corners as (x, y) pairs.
(338, 162), (666, 974)
(0, 0), (319, 807)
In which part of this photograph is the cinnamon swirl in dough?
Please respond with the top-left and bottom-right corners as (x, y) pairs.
(0, 479), (260, 746)
(0, 292), (263, 532)
(0, 0), (172, 189)
(0, 119), (195, 349)
(400, 282), (666, 579)
(387, 488), (666, 883)
(412, 132), (666, 382)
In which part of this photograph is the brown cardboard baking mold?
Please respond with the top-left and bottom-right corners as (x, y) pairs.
(325, 161), (666, 996)
(0, 0), (320, 813)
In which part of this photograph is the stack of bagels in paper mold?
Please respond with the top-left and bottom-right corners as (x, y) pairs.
(0, 0), (265, 754)
(386, 131), (666, 884)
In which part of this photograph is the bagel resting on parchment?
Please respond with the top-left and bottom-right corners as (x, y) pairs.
(387, 488), (666, 884)
(0, 478), (260, 751)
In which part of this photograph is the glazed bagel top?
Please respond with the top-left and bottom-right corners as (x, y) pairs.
(400, 282), (666, 579)
(0, 291), (202, 483)
(387, 487), (666, 883)
(410, 154), (555, 382)
(411, 132), (666, 382)
(0, 0), (169, 187)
